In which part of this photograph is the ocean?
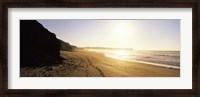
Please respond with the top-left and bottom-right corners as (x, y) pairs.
(86, 49), (180, 69)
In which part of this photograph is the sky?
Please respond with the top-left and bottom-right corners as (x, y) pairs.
(37, 19), (180, 51)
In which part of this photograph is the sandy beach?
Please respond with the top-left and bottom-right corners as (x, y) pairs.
(20, 49), (180, 77)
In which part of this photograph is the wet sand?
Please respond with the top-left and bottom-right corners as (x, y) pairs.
(20, 49), (180, 77)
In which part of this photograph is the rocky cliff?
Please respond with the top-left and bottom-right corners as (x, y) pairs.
(20, 20), (62, 67)
(59, 40), (76, 51)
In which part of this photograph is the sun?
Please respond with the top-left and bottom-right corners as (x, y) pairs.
(115, 25), (130, 37)
(111, 21), (135, 45)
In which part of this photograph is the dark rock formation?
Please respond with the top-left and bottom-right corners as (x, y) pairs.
(59, 40), (77, 51)
(20, 20), (62, 67)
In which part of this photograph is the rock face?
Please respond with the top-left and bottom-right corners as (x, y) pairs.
(20, 20), (62, 67)
(59, 40), (76, 51)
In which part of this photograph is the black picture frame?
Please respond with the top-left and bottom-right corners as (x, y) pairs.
(1, 0), (199, 97)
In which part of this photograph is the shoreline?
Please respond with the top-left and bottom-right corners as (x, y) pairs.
(20, 49), (180, 77)
(86, 49), (180, 69)
(104, 55), (180, 69)
(124, 59), (180, 69)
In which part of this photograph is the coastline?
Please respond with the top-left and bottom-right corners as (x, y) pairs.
(105, 55), (180, 69)
(20, 49), (180, 77)
(86, 49), (180, 69)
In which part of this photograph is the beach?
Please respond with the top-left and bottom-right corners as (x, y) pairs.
(20, 49), (180, 77)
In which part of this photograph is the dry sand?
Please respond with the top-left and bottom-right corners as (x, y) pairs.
(20, 49), (180, 77)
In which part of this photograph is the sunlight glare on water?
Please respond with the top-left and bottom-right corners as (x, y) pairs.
(108, 50), (130, 60)
(112, 50), (129, 56)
